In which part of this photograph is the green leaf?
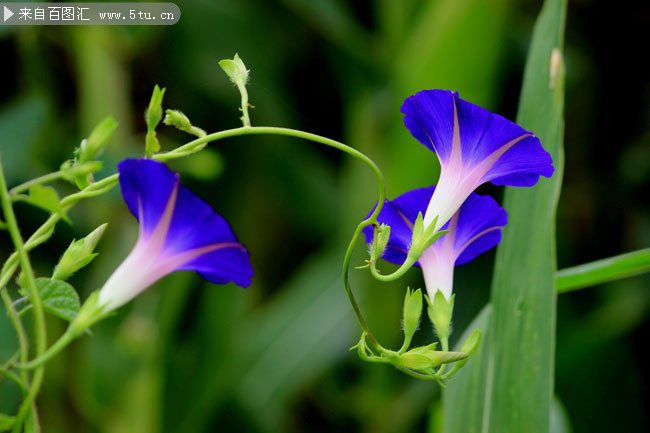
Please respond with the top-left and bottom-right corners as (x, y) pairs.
(36, 277), (81, 321)
(441, 305), (491, 433)
(442, 0), (567, 431)
(23, 184), (70, 222)
(556, 248), (650, 293)
(28, 184), (60, 213)
(0, 414), (15, 431)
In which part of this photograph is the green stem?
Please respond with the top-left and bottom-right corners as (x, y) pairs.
(397, 336), (412, 355)
(369, 255), (418, 282)
(0, 354), (28, 395)
(156, 126), (388, 348)
(436, 336), (450, 377)
(1, 290), (30, 390)
(8, 170), (64, 196)
(0, 159), (46, 433)
(18, 325), (79, 370)
(397, 367), (441, 381)
(236, 79), (251, 127)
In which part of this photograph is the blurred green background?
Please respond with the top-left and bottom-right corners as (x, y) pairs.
(1, 0), (649, 432)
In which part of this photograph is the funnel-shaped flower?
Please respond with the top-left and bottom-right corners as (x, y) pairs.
(98, 159), (253, 312)
(363, 186), (506, 301)
(401, 90), (553, 231)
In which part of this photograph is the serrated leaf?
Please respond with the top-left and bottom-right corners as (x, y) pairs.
(36, 277), (81, 321)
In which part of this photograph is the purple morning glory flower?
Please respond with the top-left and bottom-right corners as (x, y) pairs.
(97, 159), (253, 312)
(363, 186), (507, 301)
(401, 89), (553, 232)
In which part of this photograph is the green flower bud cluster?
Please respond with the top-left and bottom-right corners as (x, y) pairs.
(352, 287), (482, 382)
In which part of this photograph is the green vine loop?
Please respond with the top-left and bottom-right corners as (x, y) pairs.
(369, 255), (419, 282)
(156, 126), (391, 348)
(1, 125), (391, 371)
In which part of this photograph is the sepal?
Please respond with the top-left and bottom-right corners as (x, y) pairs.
(395, 348), (467, 370)
(439, 328), (483, 380)
(70, 290), (106, 336)
(455, 328), (482, 370)
(406, 213), (449, 264)
(426, 290), (454, 342)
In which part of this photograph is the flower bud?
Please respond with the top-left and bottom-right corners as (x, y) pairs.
(219, 53), (249, 84)
(370, 223), (391, 262)
(396, 353), (434, 370)
(145, 85), (166, 132)
(163, 109), (192, 131)
(163, 109), (206, 137)
(78, 116), (118, 163)
(52, 223), (107, 281)
(145, 85), (166, 157)
(396, 349), (467, 370)
(402, 287), (422, 343)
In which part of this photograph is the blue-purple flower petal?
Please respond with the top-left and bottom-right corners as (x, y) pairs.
(179, 246), (253, 288)
(401, 90), (455, 164)
(452, 193), (507, 265)
(481, 137), (555, 186)
(117, 158), (253, 288)
(119, 159), (178, 236)
(401, 89), (554, 187)
(365, 186), (506, 267)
